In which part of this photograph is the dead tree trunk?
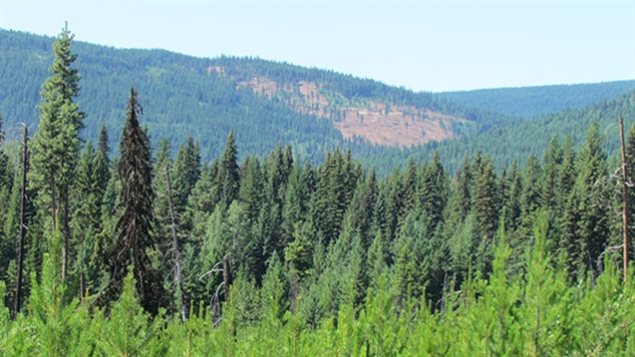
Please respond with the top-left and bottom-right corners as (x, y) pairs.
(165, 165), (187, 321)
(14, 125), (28, 318)
(620, 115), (629, 281)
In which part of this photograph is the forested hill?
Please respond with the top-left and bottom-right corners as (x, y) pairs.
(436, 80), (635, 118)
(0, 29), (487, 160)
(1, 29), (633, 171)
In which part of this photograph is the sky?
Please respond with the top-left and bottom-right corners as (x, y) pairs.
(1, 0), (634, 92)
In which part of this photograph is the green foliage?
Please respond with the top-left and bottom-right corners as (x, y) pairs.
(29, 25), (84, 244)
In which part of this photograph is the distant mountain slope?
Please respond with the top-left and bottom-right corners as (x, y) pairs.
(0, 30), (341, 160)
(0, 29), (486, 160)
(2, 29), (633, 172)
(436, 80), (635, 118)
(393, 91), (635, 172)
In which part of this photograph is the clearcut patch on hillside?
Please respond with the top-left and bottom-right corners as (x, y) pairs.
(233, 75), (463, 147)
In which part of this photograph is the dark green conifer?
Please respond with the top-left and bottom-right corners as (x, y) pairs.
(102, 88), (163, 313)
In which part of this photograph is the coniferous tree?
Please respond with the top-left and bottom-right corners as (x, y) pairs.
(521, 155), (542, 217)
(29, 24), (85, 281)
(239, 157), (265, 222)
(541, 136), (563, 210)
(187, 162), (219, 240)
(473, 157), (499, 274)
(94, 124), (111, 195)
(556, 136), (578, 273)
(502, 161), (522, 231)
(558, 136), (576, 206)
(575, 123), (609, 275)
(101, 88), (163, 313)
(401, 159), (418, 216)
(281, 165), (305, 246)
(345, 170), (377, 248)
(218, 132), (240, 208)
(418, 152), (447, 230)
(311, 151), (347, 245)
(71, 143), (104, 298)
(173, 136), (201, 211)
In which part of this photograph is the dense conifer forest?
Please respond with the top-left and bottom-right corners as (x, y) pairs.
(2, 27), (635, 355)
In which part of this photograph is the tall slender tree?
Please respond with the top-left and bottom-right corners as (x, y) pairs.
(101, 88), (163, 313)
(29, 24), (85, 281)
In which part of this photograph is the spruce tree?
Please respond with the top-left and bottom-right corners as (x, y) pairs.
(102, 88), (163, 313)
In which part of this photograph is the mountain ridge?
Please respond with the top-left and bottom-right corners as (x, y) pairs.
(1, 28), (634, 172)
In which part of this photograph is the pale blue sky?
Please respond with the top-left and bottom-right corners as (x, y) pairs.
(1, 0), (634, 92)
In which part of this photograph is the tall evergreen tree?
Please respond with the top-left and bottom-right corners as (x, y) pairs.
(101, 88), (163, 313)
(29, 24), (85, 281)
(575, 123), (609, 275)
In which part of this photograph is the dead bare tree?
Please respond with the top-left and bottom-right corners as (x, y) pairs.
(14, 125), (28, 318)
(199, 256), (232, 326)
